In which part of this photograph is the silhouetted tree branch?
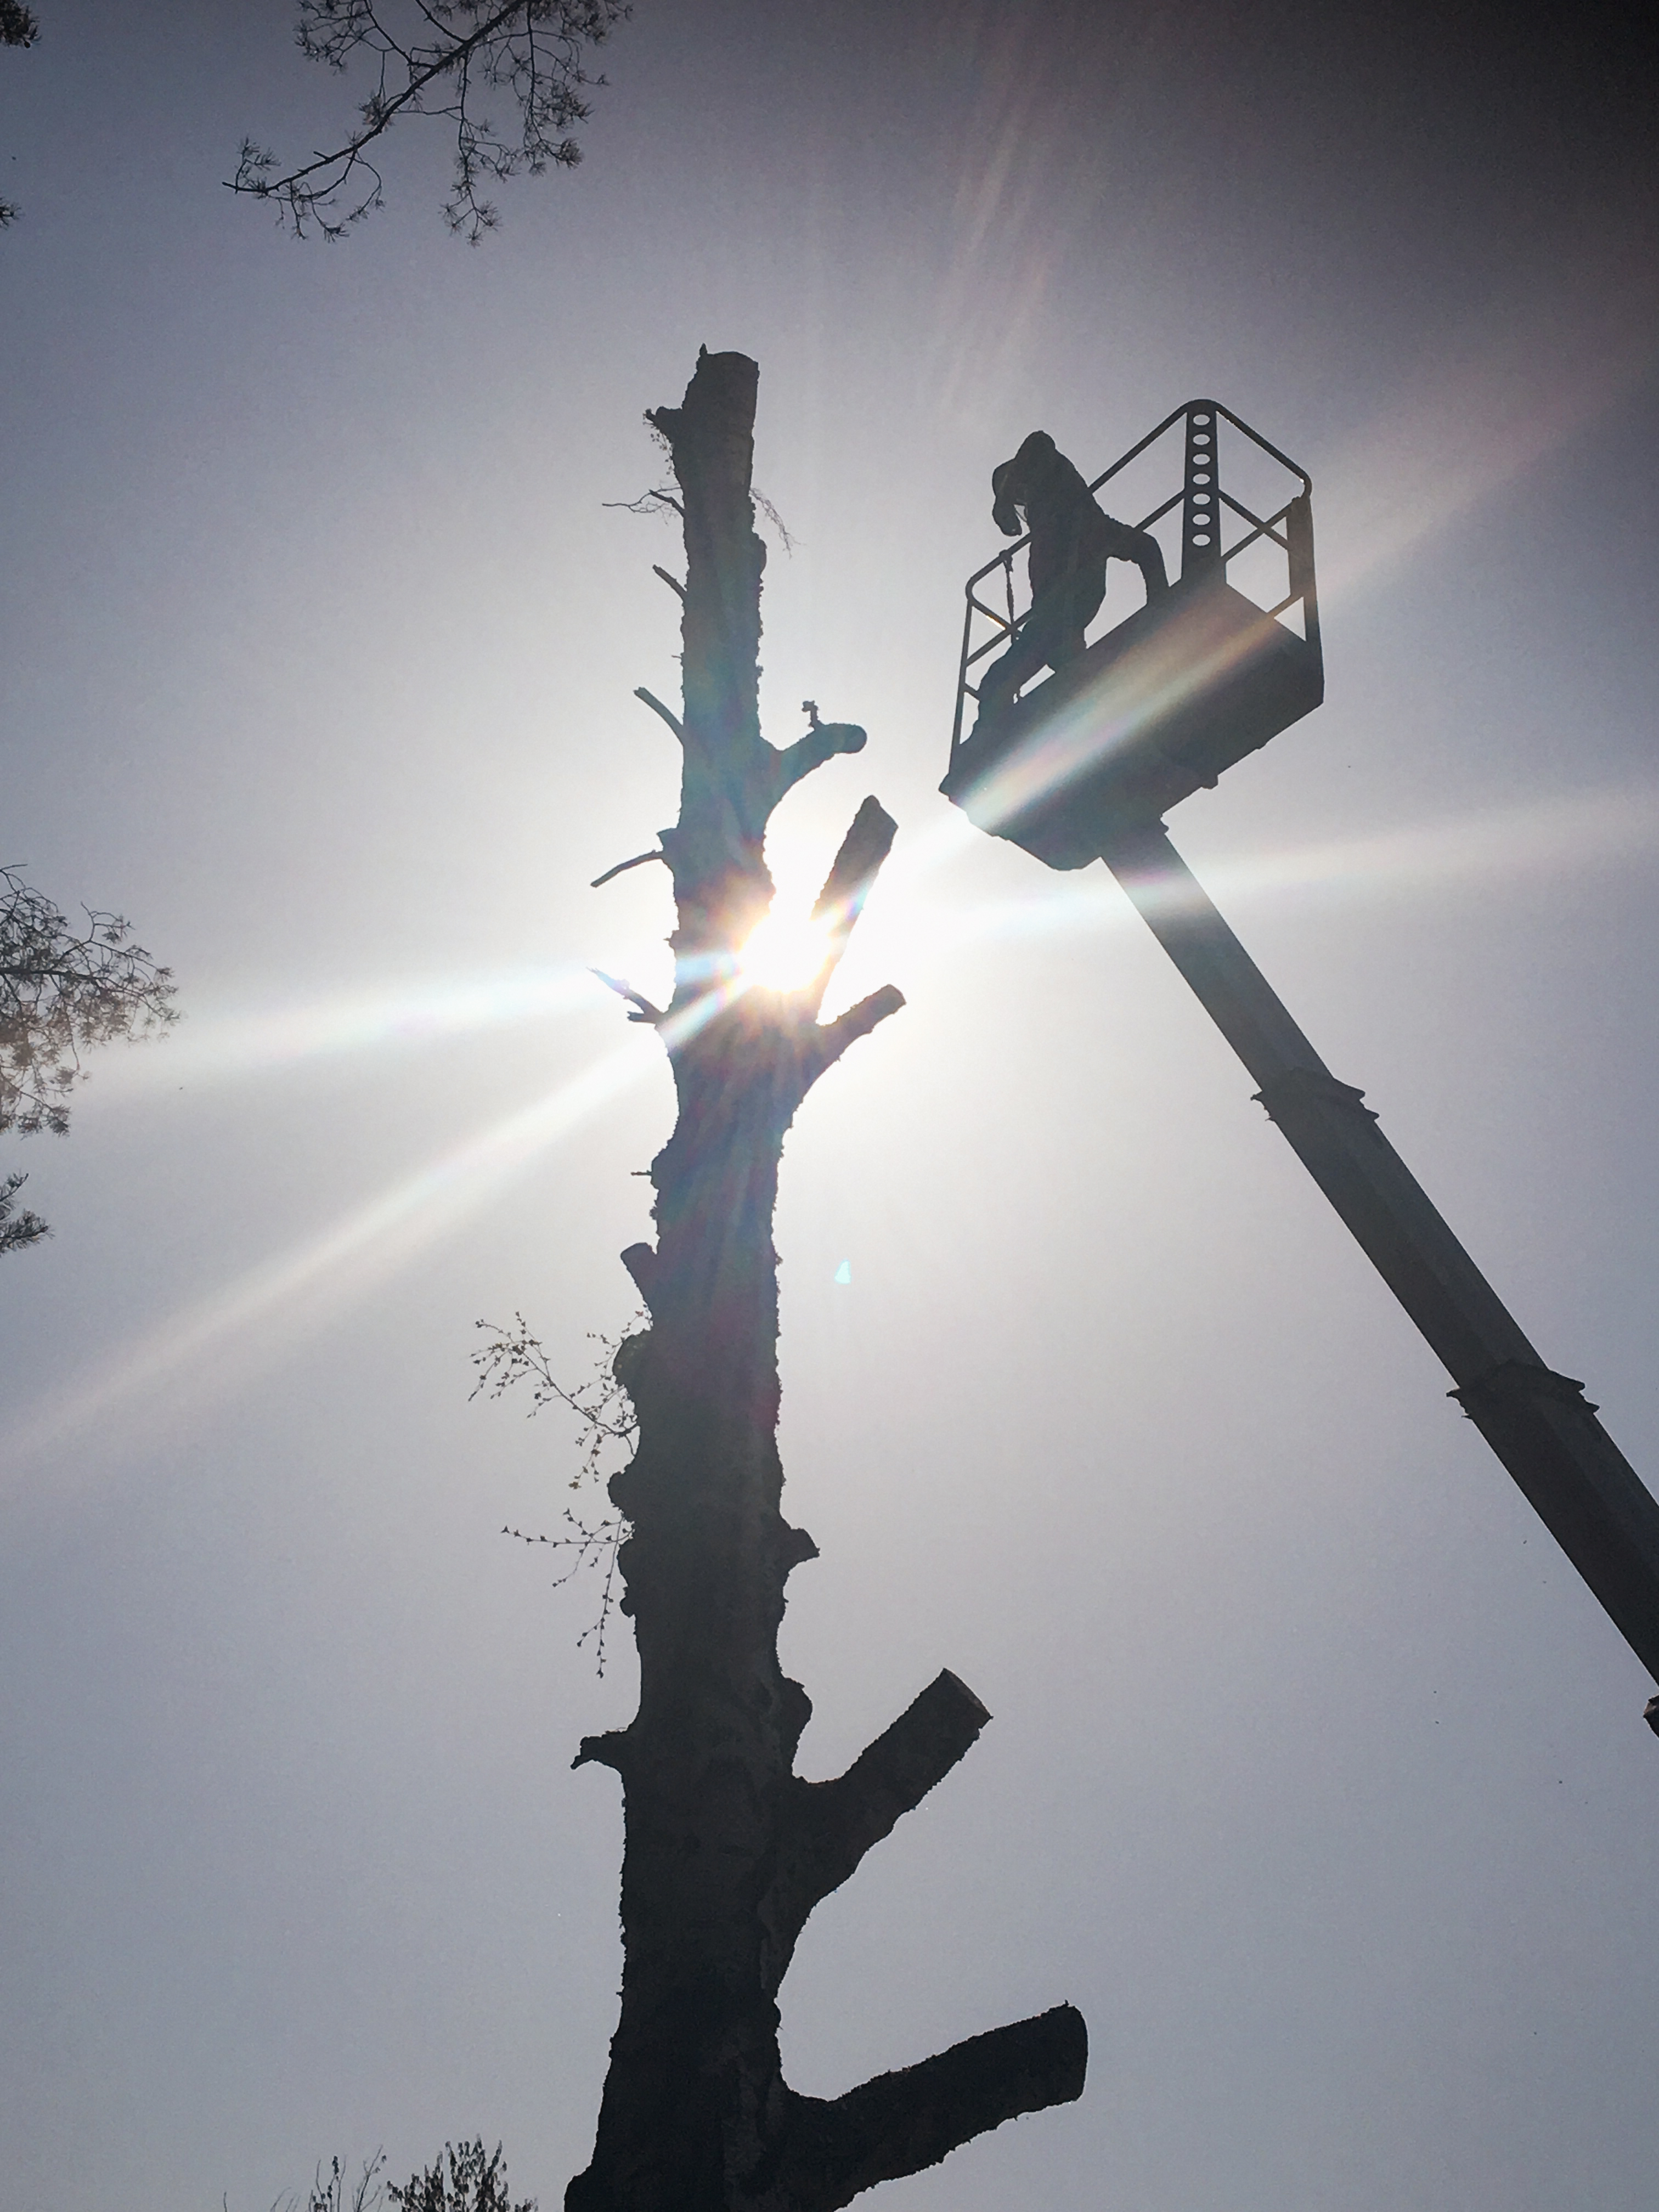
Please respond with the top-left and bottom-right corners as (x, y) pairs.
(0, 863), (177, 1250)
(388, 2138), (535, 2212)
(0, 1171), (48, 1255)
(0, 866), (177, 1137)
(288, 2151), (388, 2212)
(231, 0), (631, 241)
(262, 2141), (532, 2212)
(0, 0), (39, 228)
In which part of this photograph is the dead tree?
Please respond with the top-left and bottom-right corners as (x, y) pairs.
(567, 349), (1086, 2212)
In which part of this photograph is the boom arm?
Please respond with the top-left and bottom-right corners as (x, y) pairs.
(1102, 820), (1659, 1731)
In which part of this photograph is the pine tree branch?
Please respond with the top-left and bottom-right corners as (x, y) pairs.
(633, 686), (685, 741)
(0, 1171), (48, 1255)
(229, 0), (629, 241)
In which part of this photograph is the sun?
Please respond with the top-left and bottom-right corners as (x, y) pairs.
(736, 909), (835, 994)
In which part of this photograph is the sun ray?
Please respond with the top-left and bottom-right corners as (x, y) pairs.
(89, 964), (601, 1101)
(0, 1029), (660, 1482)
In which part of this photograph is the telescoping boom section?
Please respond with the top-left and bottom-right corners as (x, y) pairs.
(942, 400), (1323, 867)
(943, 400), (1659, 1735)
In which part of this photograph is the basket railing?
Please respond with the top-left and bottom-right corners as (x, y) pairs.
(950, 401), (1318, 761)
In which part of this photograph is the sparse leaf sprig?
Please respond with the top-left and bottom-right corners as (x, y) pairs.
(259, 2149), (386, 2212)
(233, 0), (631, 242)
(472, 1311), (643, 1671)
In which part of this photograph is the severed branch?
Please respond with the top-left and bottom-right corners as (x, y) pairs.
(775, 2005), (1088, 2212)
(812, 797), (895, 938)
(771, 1669), (989, 1967)
(617, 1239), (659, 1308)
(797, 794), (898, 1026)
(808, 985), (906, 1084)
(769, 698), (868, 809)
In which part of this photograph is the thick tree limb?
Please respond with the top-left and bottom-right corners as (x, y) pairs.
(772, 2004), (1088, 2212)
(810, 799), (896, 932)
(769, 718), (868, 808)
(804, 797), (898, 1019)
(774, 1670), (989, 1946)
(808, 986), (906, 1082)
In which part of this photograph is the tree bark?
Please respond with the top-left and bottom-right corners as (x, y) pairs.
(566, 349), (1085, 2212)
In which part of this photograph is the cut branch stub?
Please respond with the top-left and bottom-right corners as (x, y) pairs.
(812, 799), (896, 929)
(774, 2005), (1088, 2212)
(771, 716), (868, 807)
(768, 1668), (991, 1974)
(808, 796), (896, 1008)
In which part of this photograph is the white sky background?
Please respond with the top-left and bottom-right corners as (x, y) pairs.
(2, 2), (1658, 2205)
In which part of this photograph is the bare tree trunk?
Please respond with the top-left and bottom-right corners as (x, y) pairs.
(566, 350), (1086, 2212)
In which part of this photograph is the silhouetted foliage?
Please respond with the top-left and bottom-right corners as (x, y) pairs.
(281, 2152), (388, 2212)
(0, 863), (177, 1249)
(0, 1170), (47, 1255)
(233, 0), (631, 242)
(388, 2140), (534, 2212)
(1, 0), (38, 227)
(0, 865), (177, 1136)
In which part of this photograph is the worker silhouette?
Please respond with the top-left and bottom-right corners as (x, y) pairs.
(976, 431), (1169, 721)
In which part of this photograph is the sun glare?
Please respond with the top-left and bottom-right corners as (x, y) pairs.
(737, 910), (836, 994)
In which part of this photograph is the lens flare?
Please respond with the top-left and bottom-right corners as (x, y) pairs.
(737, 910), (835, 994)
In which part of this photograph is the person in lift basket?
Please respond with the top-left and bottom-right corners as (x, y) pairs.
(975, 431), (1168, 723)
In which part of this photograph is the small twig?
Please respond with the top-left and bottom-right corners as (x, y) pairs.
(591, 849), (667, 889)
(603, 488), (684, 520)
(633, 686), (685, 741)
(651, 564), (686, 601)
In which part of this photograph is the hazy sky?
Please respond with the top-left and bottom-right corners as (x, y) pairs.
(3, 4), (1658, 2208)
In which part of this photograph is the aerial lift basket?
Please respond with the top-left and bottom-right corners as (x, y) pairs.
(940, 399), (1659, 1731)
(941, 400), (1323, 865)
